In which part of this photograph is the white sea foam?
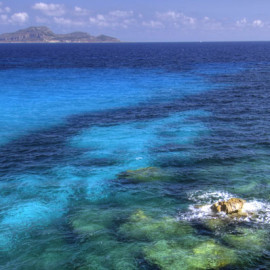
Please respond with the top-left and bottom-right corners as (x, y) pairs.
(187, 190), (232, 204)
(242, 201), (270, 224)
(178, 190), (270, 224)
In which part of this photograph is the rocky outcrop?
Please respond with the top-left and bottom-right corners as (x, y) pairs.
(211, 198), (246, 215)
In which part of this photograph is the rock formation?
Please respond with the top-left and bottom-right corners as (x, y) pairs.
(211, 198), (246, 215)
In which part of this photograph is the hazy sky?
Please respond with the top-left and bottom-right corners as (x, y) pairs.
(0, 0), (270, 41)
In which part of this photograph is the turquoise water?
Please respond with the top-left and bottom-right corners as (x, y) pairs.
(0, 67), (209, 145)
(0, 43), (269, 269)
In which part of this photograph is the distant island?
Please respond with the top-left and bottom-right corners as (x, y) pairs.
(0, 26), (120, 43)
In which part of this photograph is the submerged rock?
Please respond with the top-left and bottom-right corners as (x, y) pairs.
(203, 218), (229, 232)
(81, 240), (142, 270)
(229, 210), (248, 218)
(144, 240), (190, 270)
(144, 239), (237, 270)
(190, 240), (237, 269)
(221, 227), (269, 268)
(211, 198), (246, 215)
(129, 209), (148, 221)
(222, 227), (267, 253)
(71, 208), (114, 236)
(118, 167), (170, 183)
(119, 210), (194, 241)
(35, 248), (70, 269)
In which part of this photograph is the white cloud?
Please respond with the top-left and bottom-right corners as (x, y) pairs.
(236, 18), (247, 27)
(184, 16), (196, 26)
(0, 14), (7, 23)
(0, 2), (11, 14)
(54, 17), (84, 26)
(35, 16), (49, 24)
(157, 11), (179, 21)
(252, 19), (264, 28)
(0, 7), (29, 25)
(33, 2), (65, 16)
(234, 18), (268, 30)
(74, 6), (88, 16)
(89, 14), (109, 27)
(153, 12), (223, 31)
(156, 11), (196, 26)
(109, 10), (133, 18)
(142, 20), (164, 28)
(10, 12), (29, 23)
(89, 10), (136, 28)
(201, 16), (222, 30)
(5, 7), (10, 13)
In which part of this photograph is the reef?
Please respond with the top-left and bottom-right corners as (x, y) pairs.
(119, 210), (193, 241)
(144, 239), (237, 270)
(81, 240), (141, 270)
(120, 210), (238, 269)
(71, 208), (115, 236)
(223, 227), (268, 252)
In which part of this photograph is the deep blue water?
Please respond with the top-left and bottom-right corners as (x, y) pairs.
(0, 43), (270, 269)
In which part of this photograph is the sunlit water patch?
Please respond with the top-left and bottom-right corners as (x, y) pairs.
(0, 67), (211, 146)
(68, 110), (210, 198)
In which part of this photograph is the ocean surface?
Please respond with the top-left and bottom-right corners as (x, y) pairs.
(0, 42), (269, 269)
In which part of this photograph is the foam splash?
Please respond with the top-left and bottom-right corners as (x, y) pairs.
(187, 190), (232, 204)
(178, 204), (214, 221)
(242, 201), (270, 223)
(178, 190), (270, 224)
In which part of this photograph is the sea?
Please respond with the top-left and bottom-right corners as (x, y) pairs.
(0, 42), (269, 269)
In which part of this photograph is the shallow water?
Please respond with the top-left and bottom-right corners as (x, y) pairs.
(0, 43), (270, 269)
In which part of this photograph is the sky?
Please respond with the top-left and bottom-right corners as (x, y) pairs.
(0, 0), (270, 42)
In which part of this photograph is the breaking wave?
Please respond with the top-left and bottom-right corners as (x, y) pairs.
(178, 190), (270, 224)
